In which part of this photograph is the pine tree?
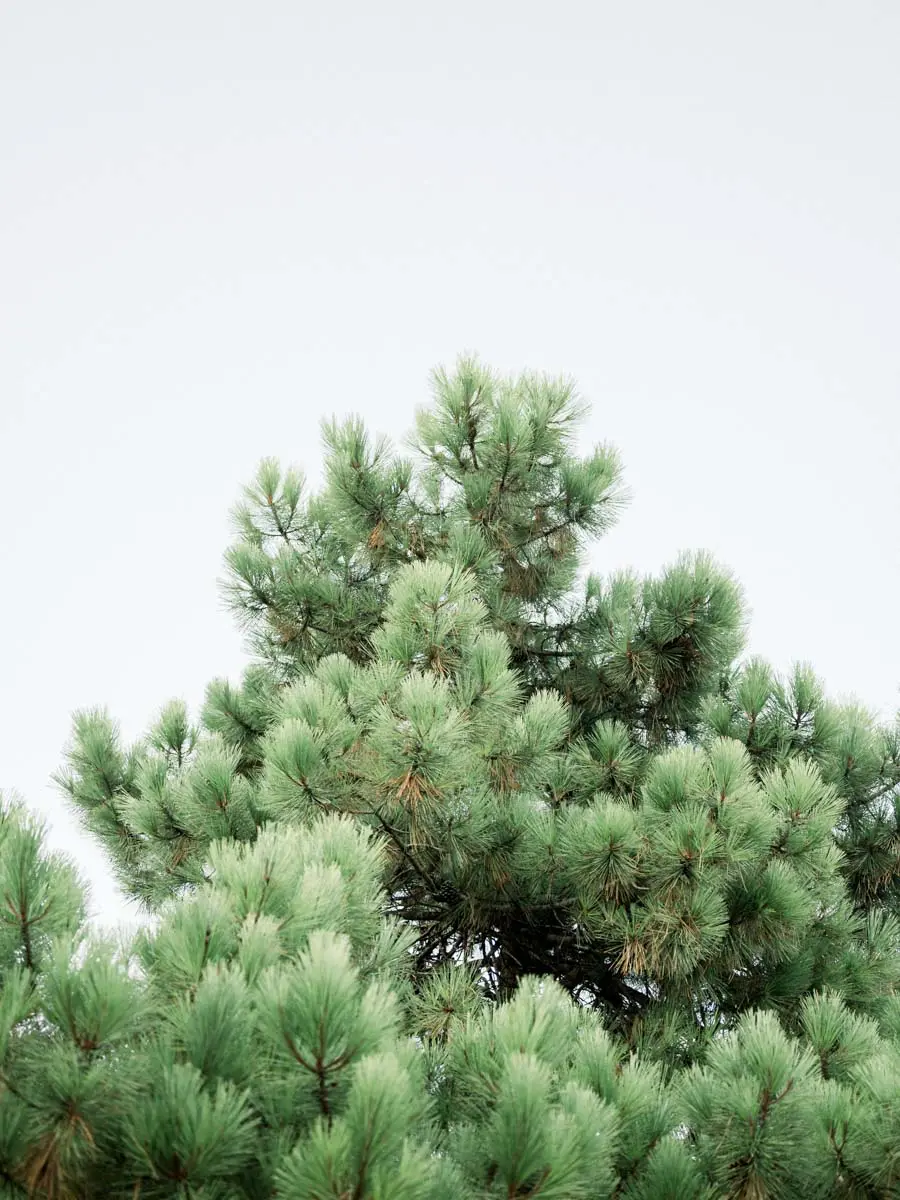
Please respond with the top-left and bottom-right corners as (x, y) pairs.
(2, 357), (898, 1197)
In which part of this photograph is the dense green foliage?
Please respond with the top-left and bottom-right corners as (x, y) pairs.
(2, 359), (899, 1197)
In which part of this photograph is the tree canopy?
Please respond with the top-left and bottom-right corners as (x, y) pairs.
(3, 358), (899, 1198)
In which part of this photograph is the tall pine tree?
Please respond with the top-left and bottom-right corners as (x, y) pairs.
(2, 358), (898, 1197)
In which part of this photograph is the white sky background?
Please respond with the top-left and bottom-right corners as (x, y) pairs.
(1, 1), (898, 930)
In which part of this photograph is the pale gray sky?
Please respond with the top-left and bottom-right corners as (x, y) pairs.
(2, 1), (898, 928)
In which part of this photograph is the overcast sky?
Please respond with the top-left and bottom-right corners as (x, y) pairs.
(1, 1), (898, 929)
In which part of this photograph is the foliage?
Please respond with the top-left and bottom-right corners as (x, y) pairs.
(2, 358), (898, 1197)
